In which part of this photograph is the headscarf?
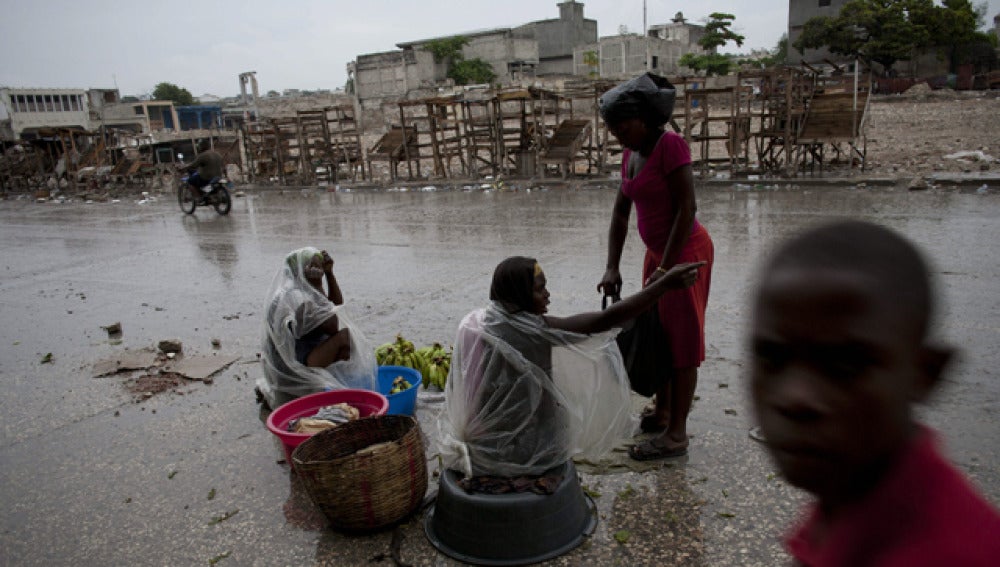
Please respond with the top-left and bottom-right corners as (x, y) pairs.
(256, 247), (377, 408)
(599, 72), (677, 127)
(489, 256), (538, 313)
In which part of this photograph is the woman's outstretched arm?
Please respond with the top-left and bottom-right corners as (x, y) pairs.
(547, 261), (704, 335)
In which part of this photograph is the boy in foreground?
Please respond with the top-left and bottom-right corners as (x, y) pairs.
(749, 220), (1000, 566)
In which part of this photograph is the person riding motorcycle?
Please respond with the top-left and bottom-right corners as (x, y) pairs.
(180, 143), (224, 202)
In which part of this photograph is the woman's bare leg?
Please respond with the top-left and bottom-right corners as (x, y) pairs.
(661, 366), (697, 448)
(642, 379), (672, 431)
(306, 328), (351, 367)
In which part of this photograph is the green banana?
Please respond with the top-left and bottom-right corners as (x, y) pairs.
(375, 342), (394, 365)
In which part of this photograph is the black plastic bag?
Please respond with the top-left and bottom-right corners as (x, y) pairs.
(598, 72), (677, 127)
(602, 294), (671, 397)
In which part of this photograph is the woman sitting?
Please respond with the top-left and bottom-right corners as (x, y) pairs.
(257, 247), (377, 409)
(437, 256), (702, 480)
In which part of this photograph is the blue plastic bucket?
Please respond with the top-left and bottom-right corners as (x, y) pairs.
(377, 366), (421, 416)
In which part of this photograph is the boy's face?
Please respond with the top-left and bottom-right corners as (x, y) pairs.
(750, 266), (931, 502)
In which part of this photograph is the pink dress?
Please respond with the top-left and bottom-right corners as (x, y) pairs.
(621, 131), (713, 368)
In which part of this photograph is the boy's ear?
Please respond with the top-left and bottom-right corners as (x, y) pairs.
(912, 344), (955, 403)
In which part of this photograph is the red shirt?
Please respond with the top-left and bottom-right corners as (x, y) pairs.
(786, 426), (1000, 566)
(620, 131), (699, 252)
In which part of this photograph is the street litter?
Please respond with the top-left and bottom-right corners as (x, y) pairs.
(157, 339), (183, 354)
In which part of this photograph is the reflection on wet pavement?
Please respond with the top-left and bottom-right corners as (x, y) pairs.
(0, 183), (996, 565)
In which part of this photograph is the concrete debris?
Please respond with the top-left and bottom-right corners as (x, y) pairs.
(92, 349), (160, 377)
(907, 177), (929, 191)
(944, 150), (996, 162)
(157, 339), (183, 354)
(163, 354), (240, 383)
(102, 322), (122, 335)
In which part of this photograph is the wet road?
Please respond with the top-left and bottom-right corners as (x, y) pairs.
(0, 182), (997, 565)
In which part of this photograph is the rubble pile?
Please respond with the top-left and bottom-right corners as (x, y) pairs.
(865, 92), (1000, 177)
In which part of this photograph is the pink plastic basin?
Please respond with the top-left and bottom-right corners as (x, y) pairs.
(265, 389), (389, 464)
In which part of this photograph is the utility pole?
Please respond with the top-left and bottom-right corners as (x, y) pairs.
(644, 0), (652, 71)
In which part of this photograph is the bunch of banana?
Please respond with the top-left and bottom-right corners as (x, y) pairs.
(375, 334), (428, 383)
(425, 355), (450, 390)
(374, 342), (395, 366)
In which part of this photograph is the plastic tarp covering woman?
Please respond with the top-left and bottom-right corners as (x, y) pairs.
(437, 302), (637, 478)
(257, 247), (377, 409)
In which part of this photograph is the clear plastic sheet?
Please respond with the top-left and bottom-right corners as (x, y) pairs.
(257, 247), (376, 408)
(437, 302), (637, 478)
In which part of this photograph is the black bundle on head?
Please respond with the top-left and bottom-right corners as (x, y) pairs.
(490, 256), (538, 313)
(599, 72), (677, 127)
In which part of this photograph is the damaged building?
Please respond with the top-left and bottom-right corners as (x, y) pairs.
(352, 1), (597, 108)
(1, 84), (241, 191)
(573, 12), (710, 79)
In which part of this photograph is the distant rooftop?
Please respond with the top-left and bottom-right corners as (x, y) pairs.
(396, 27), (513, 49)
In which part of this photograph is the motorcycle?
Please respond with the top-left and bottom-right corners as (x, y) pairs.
(177, 174), (232, 215)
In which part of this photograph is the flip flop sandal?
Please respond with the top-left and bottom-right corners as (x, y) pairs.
(628, 439), (688, 461)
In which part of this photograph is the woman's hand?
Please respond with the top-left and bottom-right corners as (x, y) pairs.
(598, 267), (623, 297)
(321, 250), (334, 274)
(647, 261), (705, 288)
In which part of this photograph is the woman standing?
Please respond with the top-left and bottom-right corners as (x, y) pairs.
(597, 74), (714, 461)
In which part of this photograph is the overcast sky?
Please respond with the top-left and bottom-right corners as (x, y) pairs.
(2, 0), (999, 98)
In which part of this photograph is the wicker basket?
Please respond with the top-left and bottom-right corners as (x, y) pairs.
(291, 414), (428, 531)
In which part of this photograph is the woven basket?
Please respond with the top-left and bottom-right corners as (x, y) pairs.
(291, 414), (428, 531)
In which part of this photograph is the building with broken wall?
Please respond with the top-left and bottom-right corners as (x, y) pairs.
(1, 88), (94, 140)
(573, 13), (710, 79)
(353, 1), (596, 109)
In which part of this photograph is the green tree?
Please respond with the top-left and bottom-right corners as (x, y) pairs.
(699, 13), (745, 51)
(926, 0), (996, 71)
(448, 58), (497, 86)
(425, 36), (469, 63)
(583, 50), (599, 78)
(679, 52), (735, 76)
(792, 0), (944, 74)
(763, 34), (789, 67)
(422, 35), (496, 85)
(152, 82), (195, 106)
(679, 13), (745, 76)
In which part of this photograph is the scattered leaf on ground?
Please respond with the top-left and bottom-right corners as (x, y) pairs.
(207, 488), (216, 500)
(168, 470), (178, 479)
(617, 484), (635, 499)
(613, 529), (631, 544)
(124, 497), (132, 503)
(693, 395), (701, 401)
(208, 551), (231, 565)
(664, 511), (678, 523)
(766, 473), (776, 481)
(717, 512), (735, 519)
(718, 383), (729, 388)
(208, 509), (239, 525)
(40, 353), (53, 364)
(724, 409), (738, 416)
(582, 485), (601, 498)
(722, 489), (728, 498)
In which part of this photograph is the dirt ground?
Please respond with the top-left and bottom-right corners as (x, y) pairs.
(864, 89), (1000, 177)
